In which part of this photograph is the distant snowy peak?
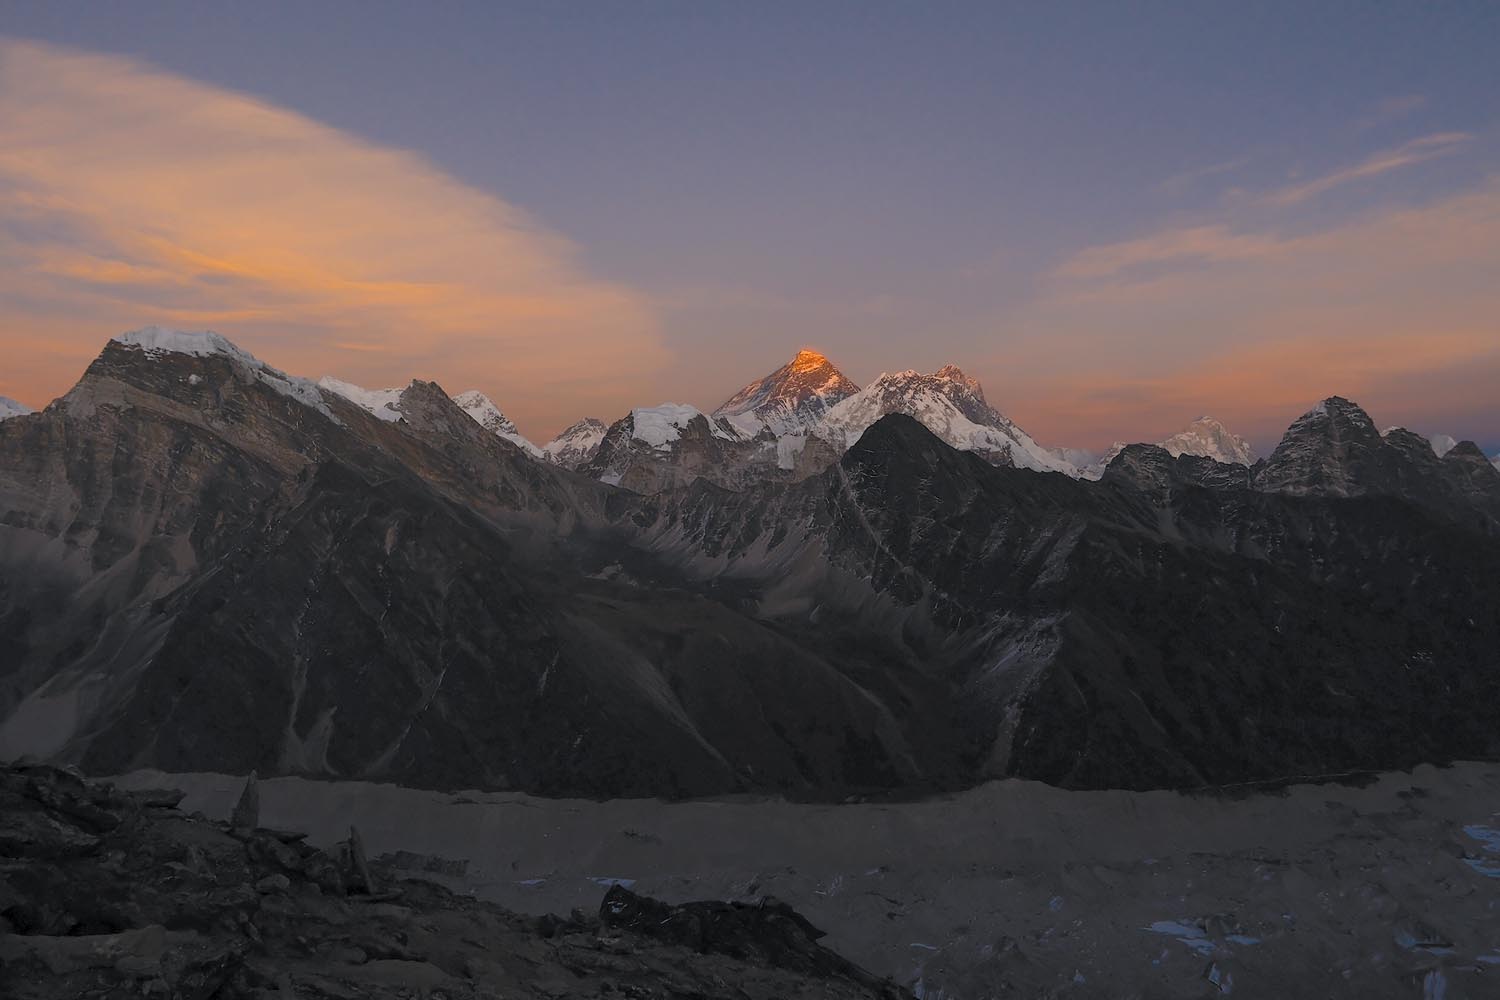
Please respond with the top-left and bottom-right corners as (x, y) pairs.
(452, 390), (542, 456)
(0, 395), (34, 421)
(713, 349), (859, 436)
(107, 327), (334, 419)
(816, 367), (1077, 475)
(542, 418), (607, 469)
(1427, 433), (1459, 458)
(318, 376), (407, 422)
(630, 403), (741, 450)
(1158, 416), (1257, 466)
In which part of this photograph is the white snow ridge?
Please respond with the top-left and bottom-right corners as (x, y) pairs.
(317, 376), (407, 422)
(112, 327), (335, 419)
(630, 404), (738, 450)
(453, 390), (542, 456)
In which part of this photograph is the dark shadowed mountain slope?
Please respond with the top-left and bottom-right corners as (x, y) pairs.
(0, 335), (932, 797)
(2, 335), (1498, 797)
(620, 415), (1500, 789)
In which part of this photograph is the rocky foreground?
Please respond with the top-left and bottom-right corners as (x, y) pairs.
(0, 765), (905, 999)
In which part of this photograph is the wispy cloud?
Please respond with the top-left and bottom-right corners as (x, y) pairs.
(1264, 131), (1472, 205)
(1054, 225), (1281, 280)
(0, 38), (668, 436)
(1156, 157), (1250, 196)
(1354, 94), (1427, 132)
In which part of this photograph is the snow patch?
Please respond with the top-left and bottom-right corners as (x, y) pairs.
(0, 395), (33, 421)
(817, 370), (1078, 475)
(114, 326), (253, 361)
(630, 404), (736, 450)
(318, 376), (405, 422)
(452, 390), (542, 456)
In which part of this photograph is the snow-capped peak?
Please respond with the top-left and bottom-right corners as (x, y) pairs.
(713, 349), (860, 436)
(108, 328), (335, 419)
(816, 368), (1077, 475)
(0, 395), (34, 421)
(1158, 416), (1257, 466)
(1427, 433), (1459, 458)
(542, 417), (607, 469)
(318, 376), (407, 422)
(631, 403), (739, 450)
(452, 390), (541, 456)
(113, 326), (256, 363)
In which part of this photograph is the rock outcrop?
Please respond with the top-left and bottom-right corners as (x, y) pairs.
(0, 763), (905, 999)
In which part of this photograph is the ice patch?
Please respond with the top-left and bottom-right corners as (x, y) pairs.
(1145, 920), (1216, 956)
(587, 876), (636, 889)
(1463, 824), (1500, 878)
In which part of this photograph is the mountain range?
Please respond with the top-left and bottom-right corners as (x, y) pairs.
(0, 328), (1498, 799)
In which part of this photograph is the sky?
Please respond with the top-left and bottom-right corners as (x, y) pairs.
(1, 2), (1497, 454)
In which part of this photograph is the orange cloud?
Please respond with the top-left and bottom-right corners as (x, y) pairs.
(0, 38), (667, 436)
(988, 179), (1500, 449)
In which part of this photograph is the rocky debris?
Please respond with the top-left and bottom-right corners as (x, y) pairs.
(376, 849), (470, 877)
(599, 885), (902, 995)
(0, 764), (904, 999)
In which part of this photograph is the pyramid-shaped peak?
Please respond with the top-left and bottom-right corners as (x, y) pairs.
(1308, 396), (1371, 420)
(713, 349), (860, 435)
(1444, 440), (1490, 461)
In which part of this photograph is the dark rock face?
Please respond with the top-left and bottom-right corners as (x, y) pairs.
(598, 886), (899, 992)
(0, 763), (903, 999)
(0, 343), (924, 798)
(2, 340), (1499, 799)
(1253, 397), (1500, 531)
(581, 408), (839, 495)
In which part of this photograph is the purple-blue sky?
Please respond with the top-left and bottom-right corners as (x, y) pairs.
(2, 1), (1498, 453)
